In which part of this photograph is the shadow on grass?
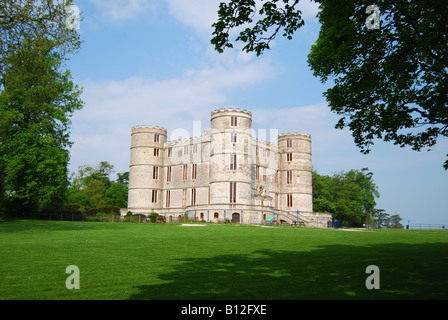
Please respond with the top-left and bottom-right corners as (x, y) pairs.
(129, 243), (448, 300)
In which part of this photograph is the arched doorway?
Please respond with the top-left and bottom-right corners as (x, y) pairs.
(232, 212), (240, 223)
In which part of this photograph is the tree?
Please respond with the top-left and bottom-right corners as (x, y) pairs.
(312, 168), (379, 227)
(104, 183), (128, 208)
(389, 214), (404, 229)
(212, 1), (448, 169)
(0, 0), (81, 82)
(0, 0), (82, 216)
(0, 37), (83, 216)
(373, 208), (390, 228)
(312, 170), (336, 213)
(308, 0), (448, 169)
(67, 162), (128, 209)
(212, 0), (304, 56)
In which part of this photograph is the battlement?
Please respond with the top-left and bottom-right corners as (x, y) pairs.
(131, 125), (167, 135)
(278, 132), (311, 141)
(211, 107), (252, 118)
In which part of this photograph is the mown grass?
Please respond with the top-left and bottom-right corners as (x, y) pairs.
(1, 220), (447, 300)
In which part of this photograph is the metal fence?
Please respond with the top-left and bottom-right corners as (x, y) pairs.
(37, 213), (150, 223)
(408, 223), (447, 231)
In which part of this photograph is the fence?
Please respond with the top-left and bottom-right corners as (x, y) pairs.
(37, 212), (150, 223)
(408, 223), (447, 231)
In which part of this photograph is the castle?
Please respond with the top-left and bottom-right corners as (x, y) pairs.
(122, 108), (332, 227)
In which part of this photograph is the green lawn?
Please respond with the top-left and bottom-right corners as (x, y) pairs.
(1, 220), (447, 300)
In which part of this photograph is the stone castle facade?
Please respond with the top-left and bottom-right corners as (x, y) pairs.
(122, 108), (331, 227)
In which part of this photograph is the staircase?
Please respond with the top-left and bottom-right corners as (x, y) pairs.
(276, 210), (332, 228)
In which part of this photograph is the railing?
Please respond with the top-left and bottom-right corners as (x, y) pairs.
(37, 212), (149, 223)
(409, 223), (447, 231)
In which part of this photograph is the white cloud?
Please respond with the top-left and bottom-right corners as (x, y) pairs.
(69, 51), (276, 173)
(166, 0), (221, 34)
(90, 0), (159, 22)
(166, 0), (320, 36)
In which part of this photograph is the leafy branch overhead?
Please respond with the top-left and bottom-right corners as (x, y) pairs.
(212, 0), (448, 169)
(211, 0), (305, 56)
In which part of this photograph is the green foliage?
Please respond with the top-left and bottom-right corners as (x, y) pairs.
(212, 1), (448, 169)
(211, 0), (305, 56)
(373, 208), (404, 229)
(67, 161), (128, 210)
(149, 212), (159, 223)
(0, 0), (83, 217)
(313, 168), (380, 227)
(308, 0), (448, 169)
(0, 37), (83, 216)
(0, 0), (82, 83)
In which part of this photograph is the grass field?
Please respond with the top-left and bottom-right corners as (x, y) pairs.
(1, 220), (448, 300)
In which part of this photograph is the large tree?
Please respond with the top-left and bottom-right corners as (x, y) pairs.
(313, 168), (380, 227)
(0, 1), (83, 216)
(212, 0), (448, 169)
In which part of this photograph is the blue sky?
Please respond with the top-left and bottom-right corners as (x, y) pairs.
(66, 0), (447, 225)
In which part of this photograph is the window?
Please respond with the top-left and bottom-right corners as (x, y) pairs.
(263, 167), (267, 182)
(152, 190), (158, 203)
(214, 212), (219, 219)
(182, 189), (186, 208)
(167, 148), (172, 158)
(287, 170), (293, 184)
(167, 166), (172, 182)
(193, 144), (198, 153)
(231, 116), (237, 126)
(275, 194), (279, 209)
(154, 134), (160, 143)
(166, 190), (170, 208)
(230, 182), (237, 203)
(231, 133), (237, 143)
(230, 154), (237, 170)
(275, 170), (279, 184)
(287, 194), (293, 207)
(191, 188), (196, 205)
(153, 166), (159, 180)
(184, 145), (189, 155)
(154, 148), (160, 157)
(287, 152), (293, 162)
(287, 139), (292, 148)
(183, 164), (188, 181)
(192, 163), (197, 180)
(256, 165), (260, 180)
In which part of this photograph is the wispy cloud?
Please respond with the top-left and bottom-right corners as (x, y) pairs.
(89, 0), (159, 22)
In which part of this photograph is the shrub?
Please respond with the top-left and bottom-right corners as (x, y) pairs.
(149, 212), (158, 223)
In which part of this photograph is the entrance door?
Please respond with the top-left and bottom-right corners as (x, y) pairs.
(232, 213), (240, 223)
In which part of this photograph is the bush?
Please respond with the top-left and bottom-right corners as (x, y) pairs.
(149, 212), (158, 223)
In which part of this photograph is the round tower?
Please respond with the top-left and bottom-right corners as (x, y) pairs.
(127, 125), (167, 214)
(278, 132), (313, 213)
(209, 108), (253, 205)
